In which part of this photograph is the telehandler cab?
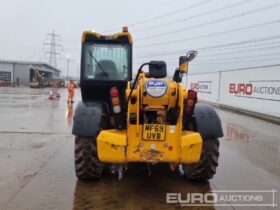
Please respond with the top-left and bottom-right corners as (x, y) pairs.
(72, 27), (223, 181)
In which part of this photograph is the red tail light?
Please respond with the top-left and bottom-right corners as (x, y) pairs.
(188, 90), (197, 99)
(185, 90), (197, 115)
(110, 87), (119, 97)
(110, 87), (121, 114)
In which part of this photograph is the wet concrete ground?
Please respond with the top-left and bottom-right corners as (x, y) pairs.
(0, 87), (279, 210)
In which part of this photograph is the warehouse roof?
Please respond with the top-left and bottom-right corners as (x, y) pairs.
(0, 60), (61, 72)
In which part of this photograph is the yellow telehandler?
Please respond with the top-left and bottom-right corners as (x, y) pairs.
(72, 27), (223, 181)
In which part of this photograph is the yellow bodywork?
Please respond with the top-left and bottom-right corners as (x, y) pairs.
(82, 29), (133, 44)
(97, 73), (203, 164)
(97, 128), (202, 164)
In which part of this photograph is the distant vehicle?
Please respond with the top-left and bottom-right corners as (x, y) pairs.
(58, 80), (65, 87)
(30, 70), (44, 88)
(0, 80), (9, 87)
(47, 79), (65, 88)
(73, 80), (80, 88)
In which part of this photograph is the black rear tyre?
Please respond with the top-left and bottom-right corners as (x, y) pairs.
(183, 138), (219, 181)
(75, 137), (103, 180)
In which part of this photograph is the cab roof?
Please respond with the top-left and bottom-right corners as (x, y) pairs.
(82, 27), (133, 44)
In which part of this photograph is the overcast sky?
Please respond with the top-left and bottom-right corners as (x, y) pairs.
(0, 0), (280, 77)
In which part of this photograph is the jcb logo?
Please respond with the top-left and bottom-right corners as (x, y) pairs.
(229, 83), (253, 95)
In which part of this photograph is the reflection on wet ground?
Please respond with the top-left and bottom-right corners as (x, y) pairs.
(73, 165), (214, 210)
(226, 123), (251, 140)
(0, 87), (279, 210)
(66, 103), (74, 126)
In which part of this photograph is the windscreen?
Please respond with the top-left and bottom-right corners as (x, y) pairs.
(83, 43), (130, 81)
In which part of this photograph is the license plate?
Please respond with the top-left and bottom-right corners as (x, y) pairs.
(143, 124), (166, 141)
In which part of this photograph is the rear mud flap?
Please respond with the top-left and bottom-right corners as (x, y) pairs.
(72, 101), (103, 137)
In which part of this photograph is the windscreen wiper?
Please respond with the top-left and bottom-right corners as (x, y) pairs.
(88, 50), (108, 76)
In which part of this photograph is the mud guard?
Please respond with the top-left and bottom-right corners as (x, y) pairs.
(72, 101), (103, 137)
(193, 103), (223, 139)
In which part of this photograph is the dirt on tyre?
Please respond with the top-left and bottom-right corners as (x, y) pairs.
(183, 138), (219, 181)
(75, 137), (103, 180)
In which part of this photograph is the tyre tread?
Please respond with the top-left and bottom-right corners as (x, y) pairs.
(184, 138), (219, 181)
(75, 137), (103, 180)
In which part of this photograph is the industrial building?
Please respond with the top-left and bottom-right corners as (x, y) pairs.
(0, 60), (60, 86)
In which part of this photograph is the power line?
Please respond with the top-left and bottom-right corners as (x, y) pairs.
(136, 19), (280, 48)
(151, 49), (280, 64)
(44, 30), (62, 67)
(59, 1), (271, 45)
(197, 45), (280, 57)
(66, 35), (280, 54)
(197, 36), (280, 51)
(24, 48), (44, 61)
(132, 0), (254, 33)
(201, 40), (280, 52)
(154, 52), (280, 63)
(135, 41), (280, 59)
(103, 0), (214, 33)
(137, 45), (280, 63)
(136, 2), (280, 41)
(134, 34), (280, 59)
(64, 0), (253, 41)
(63, 34), (279, 61)
(62, 47), (81, 52)
(198, 53), (280, 62)
(134, 46), (280, 67)
(135, 42), (280, 60)
(135, 56), (280, 67)
(191, 57), (280, 65)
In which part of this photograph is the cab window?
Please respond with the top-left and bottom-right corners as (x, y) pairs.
(84, 43), (129, 81)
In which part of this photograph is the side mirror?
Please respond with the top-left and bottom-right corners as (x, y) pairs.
(179, 50), (198, 73)
(179, 56), (188, 73)
(187, 50), (198, 62)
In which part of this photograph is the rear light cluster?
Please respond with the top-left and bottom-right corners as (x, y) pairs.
(188, 90), (197, 99)
(185, 90), (197, 115)
(110, 87), (121, 113)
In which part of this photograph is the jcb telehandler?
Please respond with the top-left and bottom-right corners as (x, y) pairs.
(72, 27), (223, 181)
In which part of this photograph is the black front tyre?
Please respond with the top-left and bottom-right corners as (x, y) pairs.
(75, 137), (103, 180)
(183, 138), (219, 181)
